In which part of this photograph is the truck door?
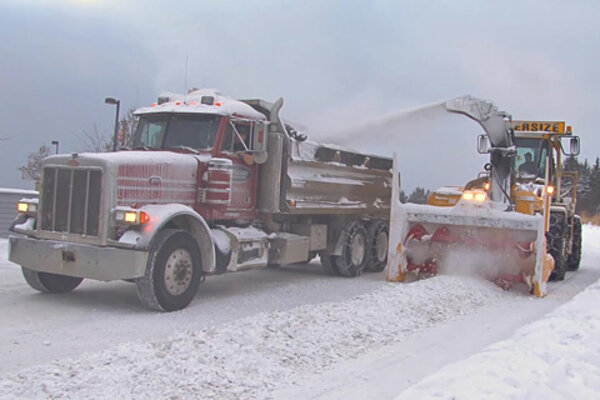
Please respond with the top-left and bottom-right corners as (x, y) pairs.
(220, 119), (259, 218)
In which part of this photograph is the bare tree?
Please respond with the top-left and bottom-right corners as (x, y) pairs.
(118, 107), (138, 149)
(78, 107), (138, 153)
(19, 144), (52, 181)
(78, 123), (112, 152)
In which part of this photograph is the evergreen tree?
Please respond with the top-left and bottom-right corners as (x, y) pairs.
(407, 187), (429, 204)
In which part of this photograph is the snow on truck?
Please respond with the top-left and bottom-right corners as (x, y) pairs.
(9, 89), (392, 311)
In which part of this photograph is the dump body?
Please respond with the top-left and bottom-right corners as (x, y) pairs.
(258, 136), (391, 215)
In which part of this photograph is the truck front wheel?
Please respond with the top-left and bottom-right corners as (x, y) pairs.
(21, 268), (83, 293)
(136, 229), (202, 312)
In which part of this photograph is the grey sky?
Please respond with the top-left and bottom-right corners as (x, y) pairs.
(1, 0), (598, 191)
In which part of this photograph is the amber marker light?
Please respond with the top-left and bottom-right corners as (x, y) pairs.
(139, 211), (150, 224)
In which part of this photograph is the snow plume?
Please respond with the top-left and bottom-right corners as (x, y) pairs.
(312, 97), (488, 193)
(0, 276), (505, 400)
(318, 100), (447, 145)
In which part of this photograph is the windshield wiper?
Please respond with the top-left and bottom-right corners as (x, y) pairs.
(165, 145), (200, 154)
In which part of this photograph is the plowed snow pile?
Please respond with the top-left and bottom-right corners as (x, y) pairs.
(394, 226), (600, 400)
(0, 276), (505, 399)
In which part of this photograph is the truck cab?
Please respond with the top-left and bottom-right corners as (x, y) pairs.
(132, 90), (270, 223)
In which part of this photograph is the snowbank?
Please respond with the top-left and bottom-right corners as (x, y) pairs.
(394, 227), (600, 400)
(0, 276), (504, 399)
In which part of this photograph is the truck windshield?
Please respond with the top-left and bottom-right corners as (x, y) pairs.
(514, 138), (547, 180)
(133, 113), (220, 150)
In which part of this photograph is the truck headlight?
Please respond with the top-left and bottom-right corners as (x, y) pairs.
(17, 199), (38, 216)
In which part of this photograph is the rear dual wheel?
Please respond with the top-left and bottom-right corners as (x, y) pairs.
(334, 221), (368, 277)
(320, 220), (388, 277)
(365, 221), (389, 273)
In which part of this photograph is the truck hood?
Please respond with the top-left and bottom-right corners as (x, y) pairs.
(43, 151), (209, 207)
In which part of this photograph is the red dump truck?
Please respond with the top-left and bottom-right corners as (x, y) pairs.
(10, 89), (392, 311)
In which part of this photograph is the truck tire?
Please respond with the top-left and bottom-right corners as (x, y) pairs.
(365, 220), (389, 272)
(548, 213), (567, 281)
(334, 221), (368, 277)
(136, 229), (202, 312)
(567, 216), (582, 271)
(21, 267), (83, 293)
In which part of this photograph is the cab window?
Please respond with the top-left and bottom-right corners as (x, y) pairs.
(222, 120), (252, 153)
(514, 138), (547, 179)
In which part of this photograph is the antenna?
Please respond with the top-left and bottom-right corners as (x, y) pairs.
(184, 55), (189, 94)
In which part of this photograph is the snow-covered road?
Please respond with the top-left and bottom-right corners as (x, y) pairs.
(1, 226), (599, 399)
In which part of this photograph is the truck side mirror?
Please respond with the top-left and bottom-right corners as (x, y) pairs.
(251, 121), (269, 164)
(569, 136), (580, 156)
(477, 135), (489, 154)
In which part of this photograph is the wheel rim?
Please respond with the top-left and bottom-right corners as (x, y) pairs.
(164, 248), (193, 296)
(375, 231), (389, 262)
(350, 233), (366, 266)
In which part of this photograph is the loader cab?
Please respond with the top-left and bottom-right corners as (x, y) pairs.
(514, 138), (549, 181)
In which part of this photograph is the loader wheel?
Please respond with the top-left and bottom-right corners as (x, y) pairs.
(136, 229), (202, 312)
(567, 216), (582, 271)
(365, 221), (389, 272)
(334, 221), (368, 277)
(548, 214), (567, 281)
(21, 267), (83, 294)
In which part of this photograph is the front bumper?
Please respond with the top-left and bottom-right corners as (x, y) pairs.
(8, 235), (149, 281)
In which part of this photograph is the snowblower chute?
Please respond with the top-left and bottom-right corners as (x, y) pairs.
(386, 96), (555, 296)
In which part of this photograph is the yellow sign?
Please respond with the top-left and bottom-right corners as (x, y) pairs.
(511, 120), (566, 134)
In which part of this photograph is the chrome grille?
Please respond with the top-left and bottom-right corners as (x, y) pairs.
(41, 167), (102, 236)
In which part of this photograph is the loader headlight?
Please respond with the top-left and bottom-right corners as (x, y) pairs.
(16, 199), (38, 216)
(474, 192), (487, 202)
(546, 185), (555, 195)
(461, 190), (487, 203)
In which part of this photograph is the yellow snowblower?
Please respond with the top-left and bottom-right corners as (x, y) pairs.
(386, 96), (581, 296)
